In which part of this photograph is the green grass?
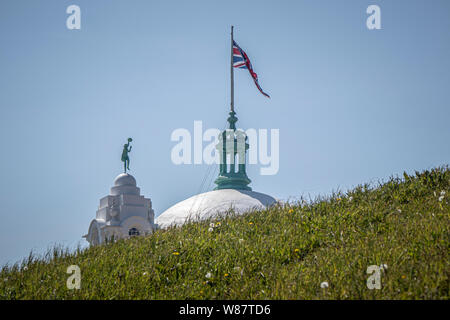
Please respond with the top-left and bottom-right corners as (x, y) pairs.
(1, 167), (449, 299)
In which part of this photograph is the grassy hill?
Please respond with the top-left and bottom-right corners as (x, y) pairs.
(1, 167), (449, 299)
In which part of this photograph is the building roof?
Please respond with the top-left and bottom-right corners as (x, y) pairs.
(155, 189), (276, 228)
(110, 173), (140, 196)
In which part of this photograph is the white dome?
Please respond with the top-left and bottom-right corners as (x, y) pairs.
(156, 189), (276, 228)
(111, 173), (140, 196)
(114, 173), (137, 186)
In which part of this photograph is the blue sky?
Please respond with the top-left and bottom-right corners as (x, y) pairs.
(0, 0), (449, 266)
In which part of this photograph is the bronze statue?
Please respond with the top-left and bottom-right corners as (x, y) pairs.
(121, 138), (132, 173)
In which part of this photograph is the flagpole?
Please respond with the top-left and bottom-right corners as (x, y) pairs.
(230, 25), (234, 113)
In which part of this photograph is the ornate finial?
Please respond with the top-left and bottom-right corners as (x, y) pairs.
(227, 111), (238, 130)
(121, 138), (132, 173)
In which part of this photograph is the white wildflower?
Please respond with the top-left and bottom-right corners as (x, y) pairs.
(349, 196), (353, 201)
(320, 281), (329, 288)
(233, 266), (244, 276)
(380, 264), (388, 271)
(440, 190), (446, 196)
(143, 272), (148, 276)
(397, 209), (402, 213)
(438, 195), (444, 202)
(23, 266), (28, 271)
(208, 227), (214, 232)
(205, 272), (212, 279)
(210, 223), (215, 228)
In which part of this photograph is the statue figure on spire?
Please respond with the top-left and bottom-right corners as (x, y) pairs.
(121, 138), (132, 173)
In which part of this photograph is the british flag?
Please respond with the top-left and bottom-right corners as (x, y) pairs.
(233, 40), (270, 98)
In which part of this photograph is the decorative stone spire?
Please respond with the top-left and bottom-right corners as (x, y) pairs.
(214, 111), (252, 191)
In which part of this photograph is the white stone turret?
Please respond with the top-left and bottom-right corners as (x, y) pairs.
(84, 173), (156, 245)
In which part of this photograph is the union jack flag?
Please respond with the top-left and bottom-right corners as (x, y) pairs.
(233, 40), (270, 98)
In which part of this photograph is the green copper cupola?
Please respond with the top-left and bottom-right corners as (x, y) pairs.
(214, 111), (252, 191)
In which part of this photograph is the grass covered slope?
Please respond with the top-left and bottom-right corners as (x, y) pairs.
(1, 167), (449, 299)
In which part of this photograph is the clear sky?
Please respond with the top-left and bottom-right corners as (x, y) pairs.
(0, 0), (449, 266)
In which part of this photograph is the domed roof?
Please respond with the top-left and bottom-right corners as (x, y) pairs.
(113, 173), (137, 187)
(111, 173), (140, 196)
(155, 189), (276, 228)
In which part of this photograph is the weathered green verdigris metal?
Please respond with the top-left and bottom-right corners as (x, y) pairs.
(121, 138), (132, 173)
(214, 111), (252, 191)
